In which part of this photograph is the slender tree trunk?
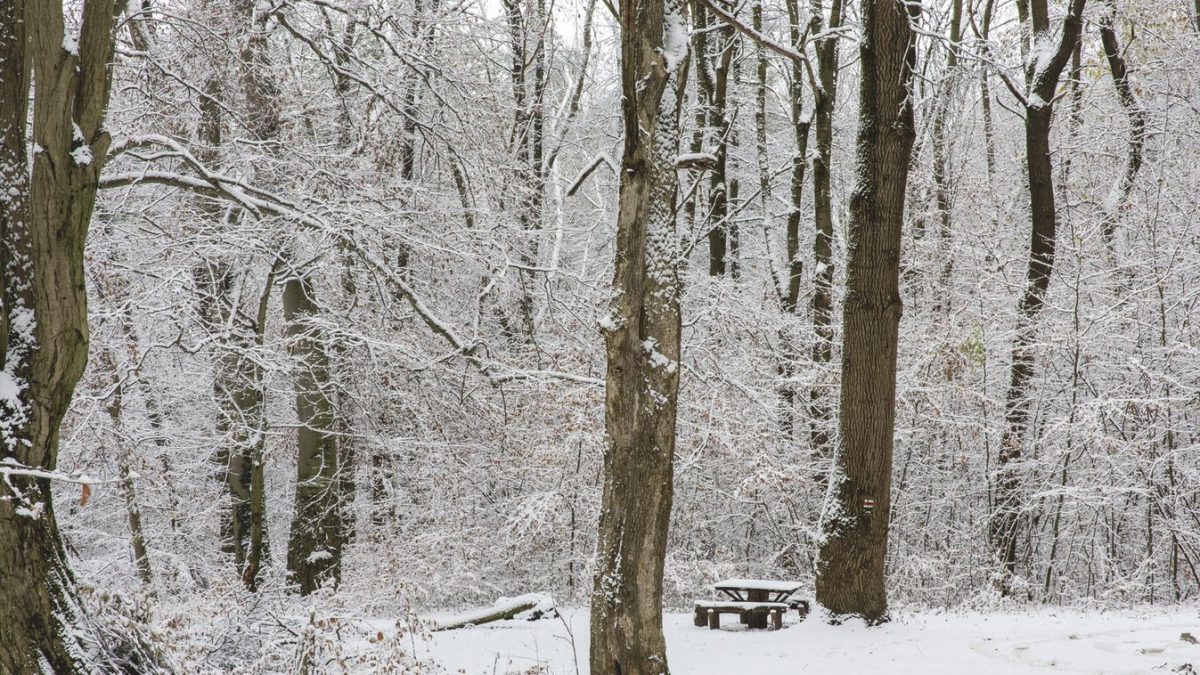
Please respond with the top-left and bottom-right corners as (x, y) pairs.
(705, 22), (736, 276)
(808, 0), (843, 477)
(0, 1), (126, 670)
(814, 0), (918, 624)
(284, 274), (345, 594)
(978, 0), (997, 184)
(505, 0), (543, 340)
(990, 0), (1086, 593)
(589, 0), (687, 669)
(96, 338), (155, 588)
(931, 0), (961, 313)
(769, 0), (813, 437)
(1097, 2), (1145, 256)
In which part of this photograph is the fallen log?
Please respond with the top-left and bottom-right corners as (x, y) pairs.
(433, 593), (556, 632)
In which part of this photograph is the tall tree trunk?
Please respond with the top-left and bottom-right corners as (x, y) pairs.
(284, 274), (345, 594)
(197, 260), (272, 589)
(705, 21), (736, 276)
(1097, 2), (1145, 256)
(814, 0), (918, 624)
(0, 1), (126, 670)
(977, 0), (997, 184)
(589, 0), (687, 669)
(504, 0), (543, 341)
(807, 0), (843, 477)
(989, 0), (1086, 594)
(931, 0), (961, 313)
(770, 0), (812, 437)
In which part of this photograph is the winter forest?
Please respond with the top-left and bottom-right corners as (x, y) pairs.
(1, 0), (1199, 672)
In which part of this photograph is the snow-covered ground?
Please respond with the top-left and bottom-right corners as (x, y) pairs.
(418, 607), (1200, 674)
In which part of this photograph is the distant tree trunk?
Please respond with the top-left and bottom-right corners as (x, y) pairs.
(808, 0), (843, 478)
(0, 0), (126, 671)
(504, 0), (543, 340)
(1097, 2), (1145, 256)
(771, 0), (812, 436)
(990, 0), (1086, 594)
(930, 0), (961, 313)
(96, 334), (154, 588)
(589, 0), (687, 669)
(284, 274), (345, 594)
(705, 19), (736, 277)
(977, 0), (997, 183)
(190, 0), (275, 590)
(815, 0), (918, 624)
(196, 260), (272, 590)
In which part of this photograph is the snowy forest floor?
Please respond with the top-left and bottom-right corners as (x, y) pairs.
(412, 607), (1200, 674)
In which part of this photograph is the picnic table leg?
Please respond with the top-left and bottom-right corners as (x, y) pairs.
(795, 600), (810, 621)
(770, 610), (783, 631)
(746, 590), (769, 629)
(694, 607), (706, 627)
(707, 610), (720, 630)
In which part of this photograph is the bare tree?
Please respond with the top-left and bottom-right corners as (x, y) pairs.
(0, 0), (128, 670)
(589, 0), (688, 669)
(815, 0), (919, 623)
(808, 0), (845, 476)
(989, 0), (1086, 593)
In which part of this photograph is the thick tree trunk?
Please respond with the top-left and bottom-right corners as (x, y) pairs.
(989, 0), (1086, 593)
(814, 0), (917, 624)
(0, 1), (125, 671)
(284, 274), (345, 594)
(589, 0), (687, 670)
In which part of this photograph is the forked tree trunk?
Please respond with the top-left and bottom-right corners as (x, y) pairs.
(0, 1), (126, 671)
(814, 0), (918, 624)
(589, 0), (687, 669)
(284, 274), (345, 594)
(990, 0), (1086, 593)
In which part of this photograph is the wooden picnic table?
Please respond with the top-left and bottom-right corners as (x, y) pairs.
(699, 579), (806, 630)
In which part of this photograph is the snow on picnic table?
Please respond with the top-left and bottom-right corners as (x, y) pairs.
(416, 606), (1200, 674)
(710, 578), (803, 593)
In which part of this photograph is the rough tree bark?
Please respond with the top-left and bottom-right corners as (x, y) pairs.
(589, 0), (687, 669)
(989, 0), (1086, 593)
(814, 0), (918, 624)
(0, 0), (127, 671)
(284, 274), (345, 595)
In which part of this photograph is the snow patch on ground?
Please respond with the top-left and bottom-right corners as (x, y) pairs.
(415, 606), (1200, 674)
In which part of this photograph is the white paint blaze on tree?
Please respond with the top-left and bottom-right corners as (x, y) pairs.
(589, 0), (687, 670)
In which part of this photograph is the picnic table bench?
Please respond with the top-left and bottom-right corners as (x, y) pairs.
(694, 579), (809, 631)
